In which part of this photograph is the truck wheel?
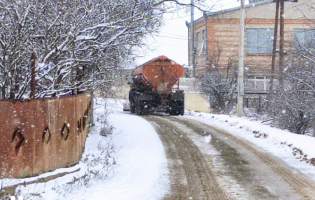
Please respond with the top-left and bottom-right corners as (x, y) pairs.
(179, 106), (184, 116)
(135, 99), (139, 115)
(130, 101), (135, 113)
(137, 106), (143, 115)
(139, 101), (144, 115)
(130, 97), (136, 113)
(131, 106), (135, 113)
(179, 102), (185, 116)
(142, 101), (150, 115)
(170, 101), (179, 115)
(136, 98), (143, 115)
(135, 105), (139, 115)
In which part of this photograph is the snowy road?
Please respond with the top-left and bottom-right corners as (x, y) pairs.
(145, 116), (228, 200)
(145, 115), (315, 200)
(2, 98), (315, 200)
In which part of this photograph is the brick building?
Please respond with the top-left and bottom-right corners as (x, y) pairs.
(188, 0), (315, 82)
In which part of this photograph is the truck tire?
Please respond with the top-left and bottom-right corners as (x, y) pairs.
(170, 101), (179, 115)
(142, 101), (149, 115)
(179, 105), (184, 116)
(135, 98), (139, 115)
(131, 104), (135, 113)
(130, 97), (135, 113)
(170, 101), (184, 116)
(135, 97), (143, 115)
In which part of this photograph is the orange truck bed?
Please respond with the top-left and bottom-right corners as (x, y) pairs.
(134, 55), (184, 92)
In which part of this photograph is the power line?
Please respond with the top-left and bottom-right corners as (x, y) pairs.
(163, 13), (191, 20)
(159, 31), (187, 38)
(157, 35), (189, 41)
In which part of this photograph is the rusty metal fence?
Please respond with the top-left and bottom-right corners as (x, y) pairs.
(0, 92), (92, 178)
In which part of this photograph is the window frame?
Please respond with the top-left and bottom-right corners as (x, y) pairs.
(246, 28), (274, 55)
(201, 30), (206, 54)
(196, 32), (200, 51)
(294, 29), (315, 50)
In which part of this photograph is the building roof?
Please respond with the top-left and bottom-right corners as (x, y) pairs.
(192, 0), (275, 25)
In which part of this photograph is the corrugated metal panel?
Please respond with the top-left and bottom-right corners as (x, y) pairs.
(0, 92), (92, 178)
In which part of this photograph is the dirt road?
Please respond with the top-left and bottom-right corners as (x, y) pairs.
(145, 116), (315, 200)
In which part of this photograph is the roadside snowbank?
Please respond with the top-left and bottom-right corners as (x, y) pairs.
(2, 98), (315, 200)
(1, 98), (169, 200)
(98, 98), (169, 200)
(184, 111), (315, 182)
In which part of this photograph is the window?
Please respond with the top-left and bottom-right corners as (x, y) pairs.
(294, 29), (315, 50)
(196, 30), (206, 55)
(196, 32), (200, 52)
(246, 29), (274, 54)
(202, 30), (206, 53)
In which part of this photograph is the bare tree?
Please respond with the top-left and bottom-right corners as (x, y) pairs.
(31, 0), (165, 98)
(267, 35), (315, 135)
(199, 57), (238, 113)
(0, 0), (35, 99)
(0, 0), (217, 99)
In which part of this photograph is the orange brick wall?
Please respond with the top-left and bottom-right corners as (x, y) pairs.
(192, 17), (315, 76)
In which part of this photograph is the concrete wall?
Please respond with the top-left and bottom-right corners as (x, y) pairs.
(185, 93), (210, 113)
(112, 85), (130, 99)
(0, 93), (92, 178)
(94, 85), (130, 100)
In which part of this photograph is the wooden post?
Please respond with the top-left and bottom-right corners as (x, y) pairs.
(279, 1), (285, 90)
(30, 52), (36, 98)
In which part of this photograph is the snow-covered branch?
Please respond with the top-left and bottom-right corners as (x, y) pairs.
(0, 0), (165, 99)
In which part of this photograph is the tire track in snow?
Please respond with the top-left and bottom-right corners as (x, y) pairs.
(172, 117), (315, 200)
(145, 116), (229, 200)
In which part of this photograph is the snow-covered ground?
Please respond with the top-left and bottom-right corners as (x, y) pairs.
(2, 98), (315, 200)
(1, 98), (169, 200)
(184, 110), (315, 182)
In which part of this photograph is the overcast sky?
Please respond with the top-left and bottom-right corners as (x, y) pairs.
(135, 0), (245, 67)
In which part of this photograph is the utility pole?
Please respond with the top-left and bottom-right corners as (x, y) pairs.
(203, 11), (208, 67)
(270, 0), (280, 92)
(191, 0), (195, 77)
(237, 0), (245, 117)
(279, 1), (285, 90)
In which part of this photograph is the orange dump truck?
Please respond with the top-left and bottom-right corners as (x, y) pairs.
(129, 55), (184, 115)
